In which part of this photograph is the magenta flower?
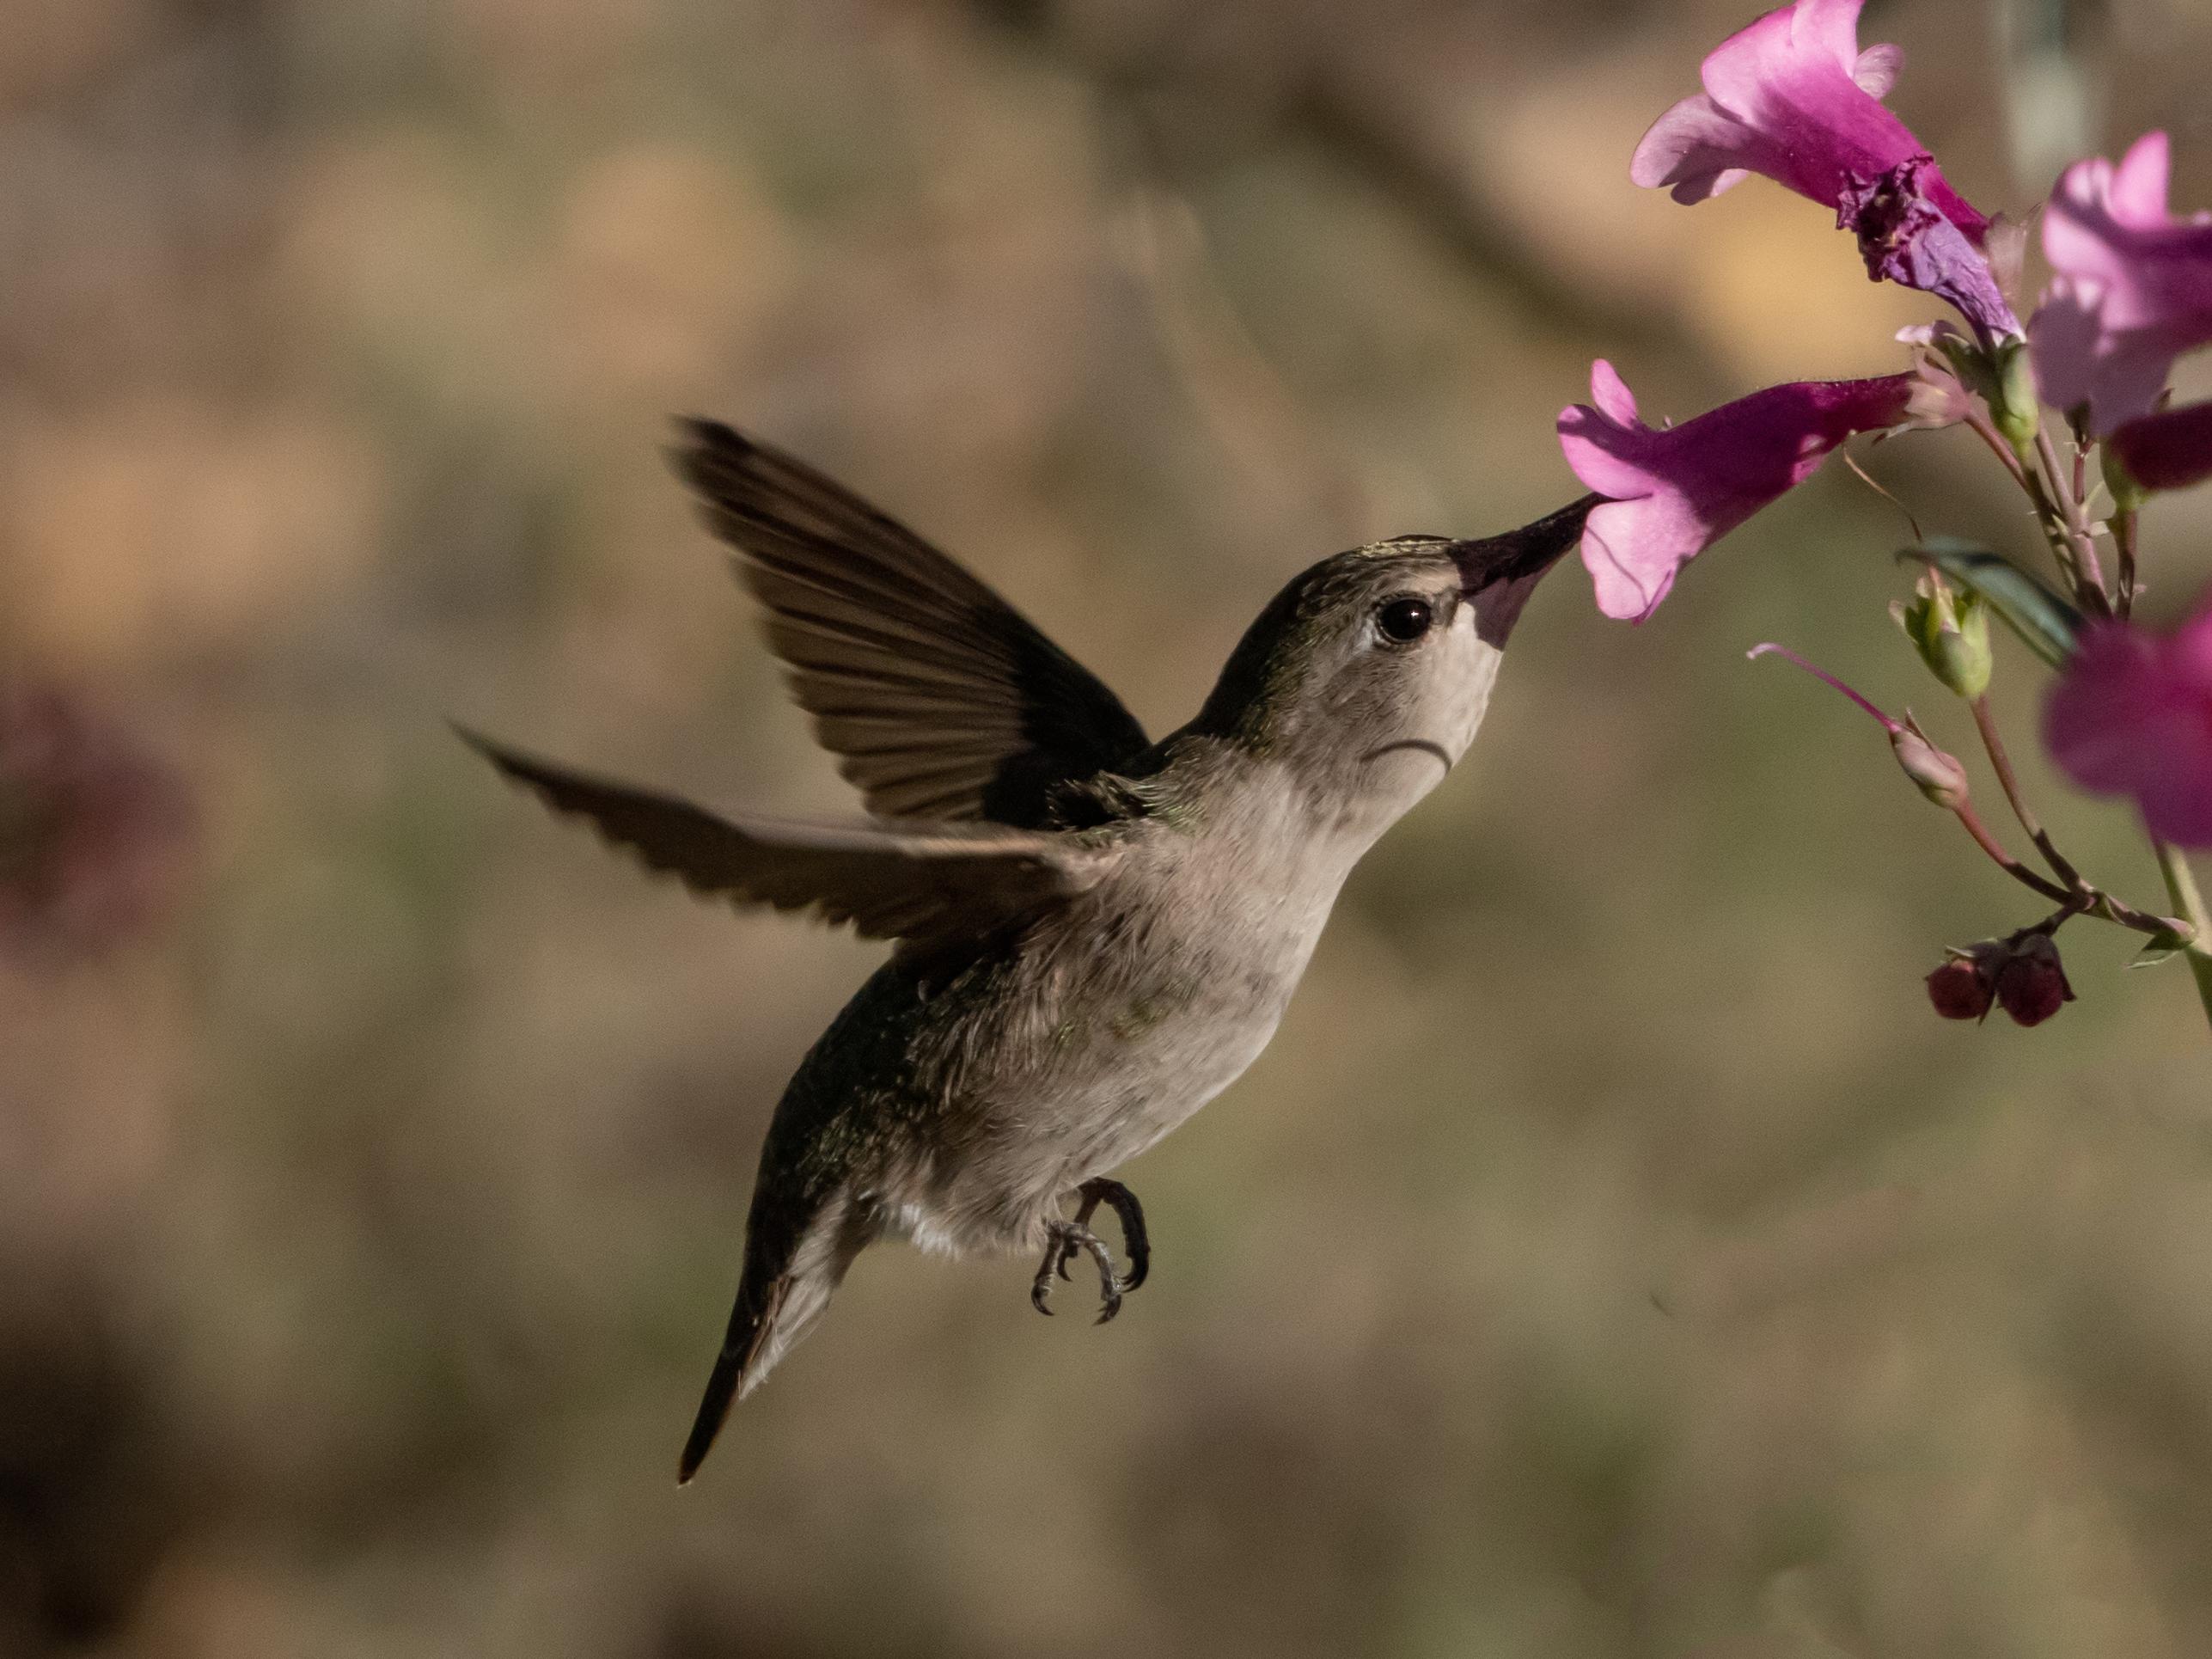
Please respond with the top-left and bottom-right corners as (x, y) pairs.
(2109, 401), (2212, 494)
(2044, 592), (2212, 846)
(2032, 132), (2212, 432)
(1558, 362), (1914, 621)
(1631, 0), (2019, 340)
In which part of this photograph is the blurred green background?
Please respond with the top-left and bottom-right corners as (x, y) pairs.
(5, 0), (2212, 1653)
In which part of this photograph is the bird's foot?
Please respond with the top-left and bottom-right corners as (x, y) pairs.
(1054, 1178), (1150, 1293)
(1031, 1219), (1122, 1324)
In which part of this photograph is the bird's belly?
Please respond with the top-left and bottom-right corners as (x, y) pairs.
(872, 975), (1293, 1258)
(950, 907), (1324, 1235)
(1060, 995), (1286, 1170)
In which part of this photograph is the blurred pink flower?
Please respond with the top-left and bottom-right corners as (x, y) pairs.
(2109, 401), (2212, 493)
(2043, 593), (2212, 845)
(2032, 132), (2212, 432)
(1558, 362), (1914, 621)
(1631, 0), (2018, 340)
(0, 683), (192, 959)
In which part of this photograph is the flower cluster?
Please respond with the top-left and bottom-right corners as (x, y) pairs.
(1556, 0), (2212, 1031)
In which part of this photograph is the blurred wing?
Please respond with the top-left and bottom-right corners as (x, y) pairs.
(672, 419), (1149, 827)
(464, 731), (1115, 944)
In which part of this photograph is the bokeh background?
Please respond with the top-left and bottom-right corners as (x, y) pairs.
(5, 0), (2212, 1653)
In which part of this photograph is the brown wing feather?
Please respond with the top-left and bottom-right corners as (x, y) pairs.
(461, 730), (1113, 944)
(670, 419), (1149, 827)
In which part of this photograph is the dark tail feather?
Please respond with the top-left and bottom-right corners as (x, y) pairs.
(677, 1274), (787, 1485)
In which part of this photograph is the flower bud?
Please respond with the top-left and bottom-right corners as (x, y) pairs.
(1890, 575), (1992, 700)
(2102, 441), (2149, 515)
(1926, 952), (1995, 1020)
(1926, 326), (2002, 407)
(1989, 337), (2042, 457)
(1888, 719), (1971, 809)
(1994, 933), (2074, 1026)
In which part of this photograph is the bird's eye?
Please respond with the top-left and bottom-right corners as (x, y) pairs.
(1375, 597), (1435, 645)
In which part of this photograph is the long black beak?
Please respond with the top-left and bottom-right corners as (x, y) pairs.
(1450, 493), (1600, 647)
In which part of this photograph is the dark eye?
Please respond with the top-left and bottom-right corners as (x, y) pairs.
(1375, 597), (1434, 644)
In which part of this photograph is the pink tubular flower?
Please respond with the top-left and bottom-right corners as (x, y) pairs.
(1631, 0), (2019, 340)
(2044, 592), (2212, 846)
(1558, 362), (1914, 621)
(2109, 401), (2212, 493)
(2032, 132), (2212, 433)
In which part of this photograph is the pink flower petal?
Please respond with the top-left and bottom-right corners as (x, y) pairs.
(1558, 365), (1914, 622)
(1852, 41), (1903, 98)
(2044, 593), (2212, 846)
(1589, 358), (1641, 425)
(2031, 131), (2212, 432)
(1630, 96), (1760, 205)
(2109, 130), (2173, 224)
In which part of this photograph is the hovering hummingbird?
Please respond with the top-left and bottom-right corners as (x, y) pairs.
(462, 420), (1593, 1482)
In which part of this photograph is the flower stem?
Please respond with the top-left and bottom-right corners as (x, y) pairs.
(2116, 508), (2139, 619)
(2153, 839), (2212, 1034)
(1946, 801), (2179, 936)
(1747, 649), (2185, 943)
(2032, 428), (2112, 615)
(1969, 695), (2081, 888)
(1962, 696), (2186, 940)
(1952, 799), (2070, 903)
(1965, 412), (2034, 493)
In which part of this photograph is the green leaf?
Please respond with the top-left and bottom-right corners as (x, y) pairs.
(2129, 931), (2192, 970)
(1898, 539), (2082, 669)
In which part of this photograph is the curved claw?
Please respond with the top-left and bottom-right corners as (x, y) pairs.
(1077, 1178), (1150, 1293)
(1064, 1226), (1120, 1321)
(1031, 1179), (1152, 1321)
(1033, 1218), (1120, 1322)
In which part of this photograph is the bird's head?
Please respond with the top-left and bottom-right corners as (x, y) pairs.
(1189, 496), (1596, 834)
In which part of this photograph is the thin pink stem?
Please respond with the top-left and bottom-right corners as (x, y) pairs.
(1964, 411), (2033, 493)
(1747, 644), (1897, 731)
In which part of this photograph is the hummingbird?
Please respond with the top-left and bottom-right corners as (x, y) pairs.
(461, 419), (1594, 1482)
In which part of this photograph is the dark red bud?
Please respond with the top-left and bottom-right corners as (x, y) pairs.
(1926, 955), (1994, 1020)
(1994, 934), (2075, 1027)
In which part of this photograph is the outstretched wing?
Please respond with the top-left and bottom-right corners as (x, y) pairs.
(671, 419), (1149, 828)
(463, 730), (1115, 945)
